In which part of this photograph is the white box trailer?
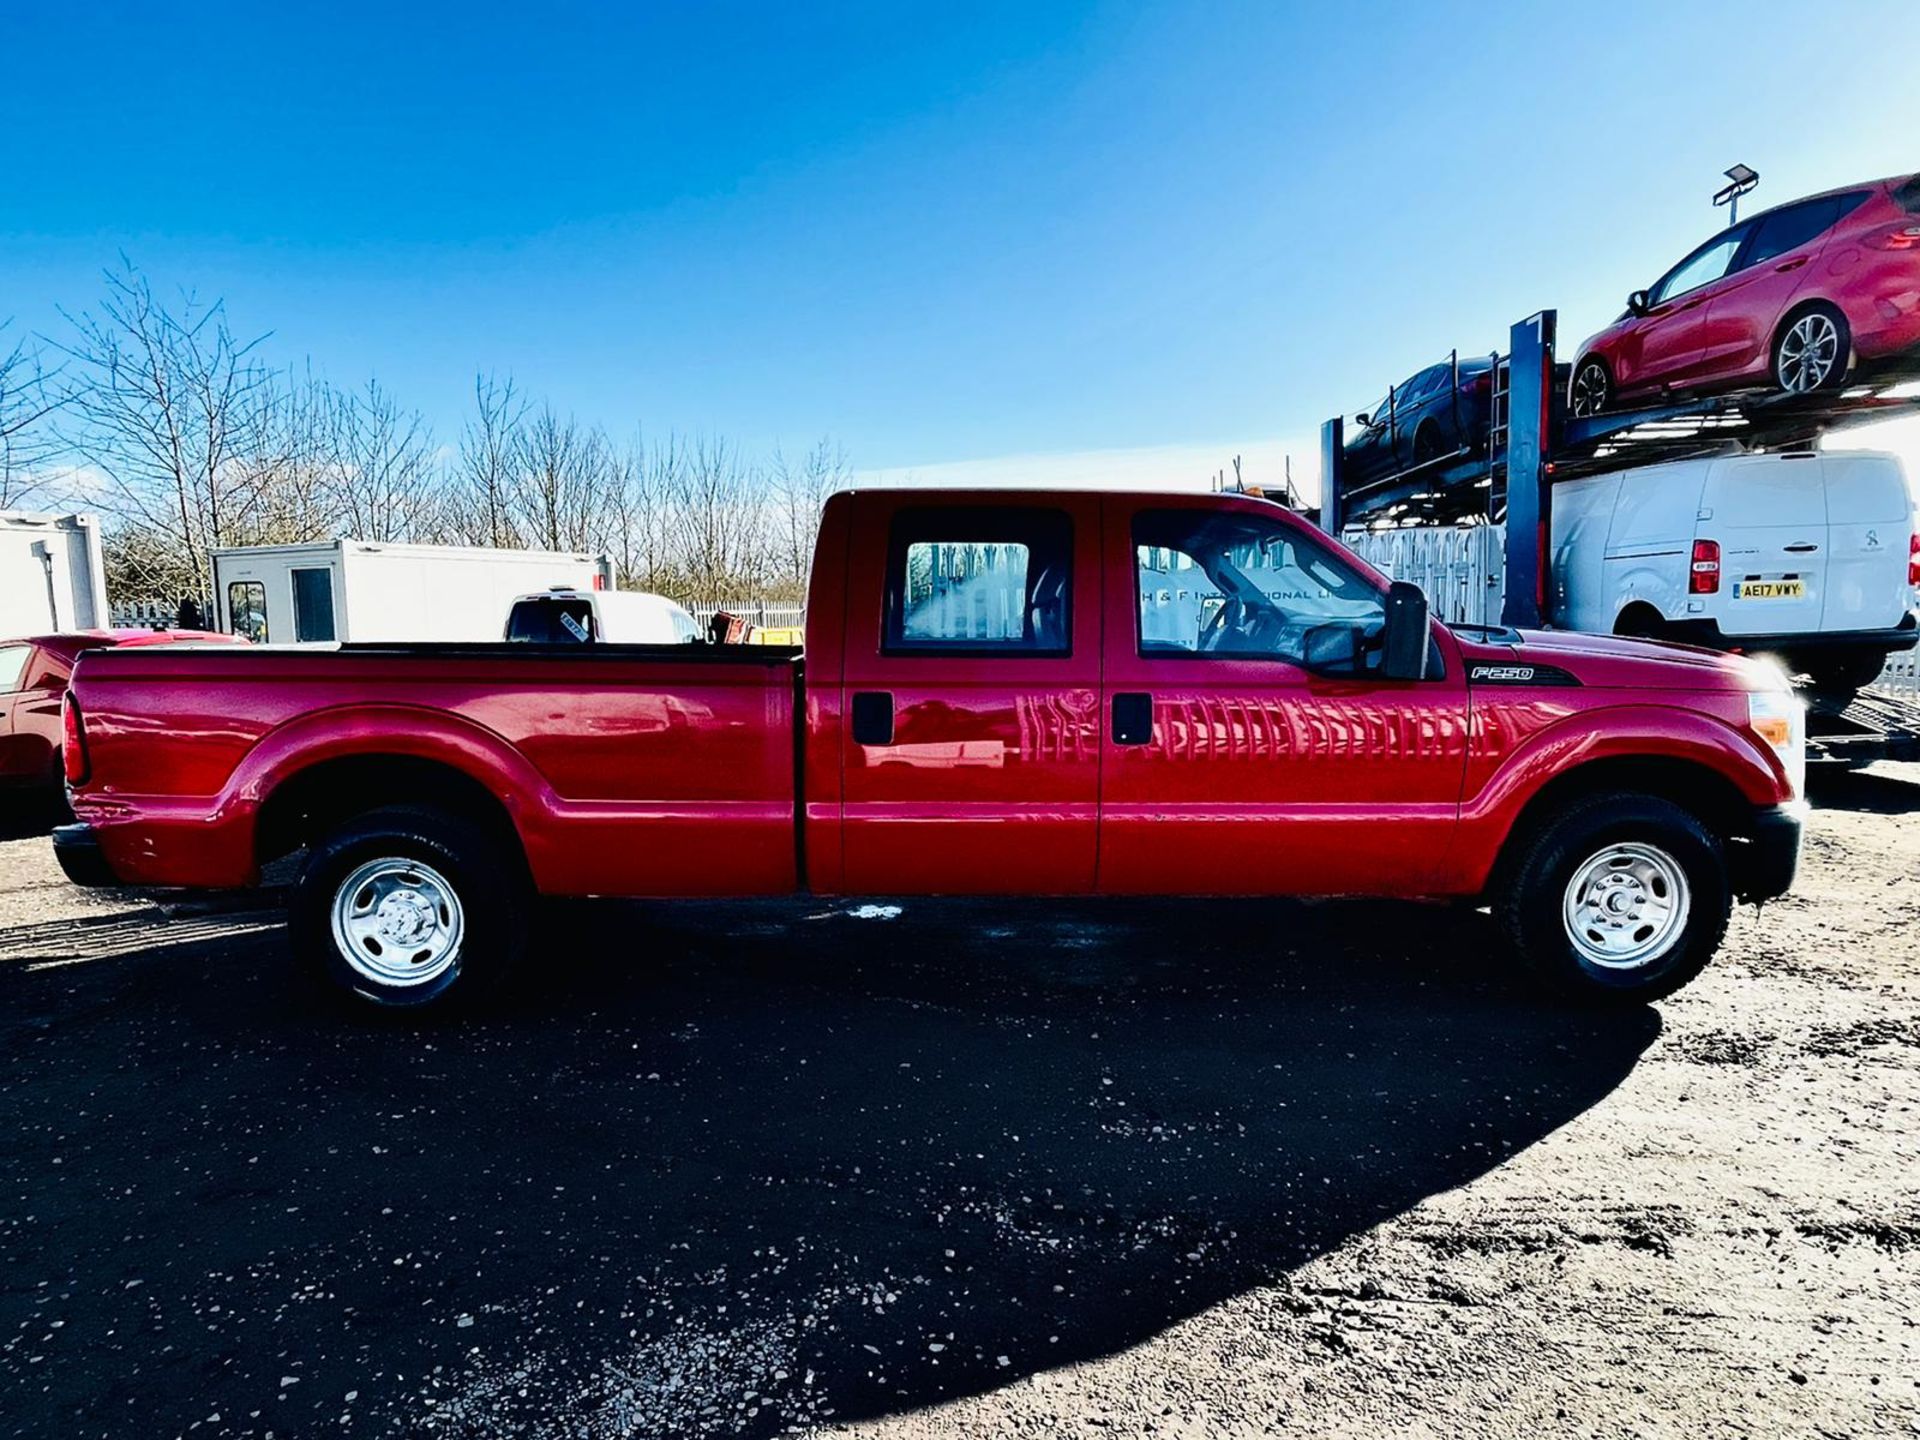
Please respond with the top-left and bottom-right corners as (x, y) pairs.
(0, 512), (109, 636)
(211, 540), (614, 644)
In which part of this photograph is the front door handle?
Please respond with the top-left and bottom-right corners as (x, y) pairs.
(851, 691), (894, 746)
(1112, 692), (1154, 746)
(1783, 542), (1820, 554)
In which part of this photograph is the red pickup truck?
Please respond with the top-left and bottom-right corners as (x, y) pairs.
(54, 489), (1807, 1008)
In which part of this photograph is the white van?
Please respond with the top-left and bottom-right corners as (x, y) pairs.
(503, 588), (703, 645)
(1550, 451), (1917, 691)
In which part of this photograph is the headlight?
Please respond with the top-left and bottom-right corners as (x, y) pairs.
(1748, 689), (1806, 798)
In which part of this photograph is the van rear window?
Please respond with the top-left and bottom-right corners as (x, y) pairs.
(505, 598), (596, 644)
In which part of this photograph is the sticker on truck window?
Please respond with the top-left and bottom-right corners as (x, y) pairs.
(559, 610), (590, 642)
(1735, 580), (1806, 600)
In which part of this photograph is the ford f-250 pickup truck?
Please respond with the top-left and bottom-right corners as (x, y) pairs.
(53, 488), (1808, 1009)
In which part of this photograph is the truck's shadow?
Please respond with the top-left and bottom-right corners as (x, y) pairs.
(0, 894), (1656, 1438)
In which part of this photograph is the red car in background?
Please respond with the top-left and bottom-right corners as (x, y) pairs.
(0, 629), (244, 800)
(1569, 173), (1920, 417)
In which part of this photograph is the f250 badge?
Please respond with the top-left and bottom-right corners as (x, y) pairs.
(1471, 664), (1535, 682)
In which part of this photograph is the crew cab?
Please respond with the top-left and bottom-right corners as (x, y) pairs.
(53, 490), (1808, 1009)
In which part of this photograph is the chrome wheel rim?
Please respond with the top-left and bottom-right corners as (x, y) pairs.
(1571, 363), (1609, 417)
(1778, 313), (1840, 393)
(330, 857), (465, 987)
(1561, 842), (1690, 971)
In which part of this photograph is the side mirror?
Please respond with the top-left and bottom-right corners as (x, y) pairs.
(1354, 411), (1371, 427)
(1301, 622), (1362, 674)
(1626, 289), (1652, 317)
(1380, 580), (1430, 680)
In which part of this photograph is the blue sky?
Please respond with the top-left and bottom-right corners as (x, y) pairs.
(7, 1), (1920, 495)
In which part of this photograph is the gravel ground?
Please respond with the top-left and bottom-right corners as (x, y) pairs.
(1, 766), (1916, 1439)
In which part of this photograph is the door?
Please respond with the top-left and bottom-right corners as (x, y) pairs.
(1699, 195), (1860, 376)
(291, 565), (339, 642)
(1630, 222), (1752, 389)
(1701, 455), (1828, 638)
(0, 645), (38, 781)
(1820, 452), (1913, 632)
(838, 495), (1103, 894)
(1101, 497), (1472, 896)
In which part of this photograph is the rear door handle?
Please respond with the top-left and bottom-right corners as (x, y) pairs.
(1112, 692), (1154, 746)
(851, 691), (894, 746)
(1784, 542), (1820, 554)
(1775, 257), (1808, 272)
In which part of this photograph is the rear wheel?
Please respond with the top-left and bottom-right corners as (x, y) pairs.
(1570, 358), (1612, 417)
(1772, 303), (1851, 396)
(1413, 420), (1443, 466)
(290, 804), (528, 1010)
(1803, 650), (1888, 703)
(1496, 794), (1730, 1003)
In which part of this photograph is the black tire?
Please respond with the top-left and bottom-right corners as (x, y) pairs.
(1613, 605), (1666, 641)
(1495, 793), (1730, 1003)
(1771, 302), (1851, 397)
(1570, 358), (1611, 417)
(290, 804), (528, 1010)
(1803, 650), (1886, 700)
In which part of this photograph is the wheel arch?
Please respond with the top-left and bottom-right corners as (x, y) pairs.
(255, 753), (527, 868)
(1770, 296), (1854, 382)
(1481, 753), (1754, 902)
(1613, 600), (1668, 638)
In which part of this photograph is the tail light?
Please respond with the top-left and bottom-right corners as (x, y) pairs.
(1866, 223), (1920, 251)
(1690, 538), (1721, 595)
(62, 693), (90, 786)
(1909, 529), (1919, 587)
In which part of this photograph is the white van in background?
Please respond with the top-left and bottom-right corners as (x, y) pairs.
(503, 588), (703, 645)
(1549, 451), (1918, 692)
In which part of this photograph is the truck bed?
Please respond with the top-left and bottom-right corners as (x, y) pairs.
(68, 642), (805, 897)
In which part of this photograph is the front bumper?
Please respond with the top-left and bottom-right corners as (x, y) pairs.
(53, 823), (121, 888)
(1732, 801), (1807, 903)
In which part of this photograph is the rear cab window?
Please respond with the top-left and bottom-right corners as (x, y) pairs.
(506, 597), (597, 644)
(883, 507), (1073, 655)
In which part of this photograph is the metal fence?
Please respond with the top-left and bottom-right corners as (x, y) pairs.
(110, 596), (216, 630)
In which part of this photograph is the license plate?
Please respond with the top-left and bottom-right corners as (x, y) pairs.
(1736, 580), (1806, 600)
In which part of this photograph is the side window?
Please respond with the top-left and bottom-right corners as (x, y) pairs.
(884, 507), (1072, 654)
(1738, 197), (1842, 270)
(0, 645), (32, 693)
(290, 567), (337, 643)
(227, 581), (269, 643)
(1403, 366), (1446, 404)
(1651, 226), (1748, 304)
(1135, 509), (1385, 670)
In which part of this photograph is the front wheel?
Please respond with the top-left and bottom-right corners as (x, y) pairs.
(290, 804), (529, 1010)
(1496, 794), (1730, 1003)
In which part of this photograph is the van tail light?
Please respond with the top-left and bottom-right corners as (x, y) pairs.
(1866, 223), (1920, 251)
(1909, 529), (1920, 587)
(1690, 539), (1721, 595)
(62, 692), (90, 787)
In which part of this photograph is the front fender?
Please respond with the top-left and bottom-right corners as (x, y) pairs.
(1455, 700), (1787, 890)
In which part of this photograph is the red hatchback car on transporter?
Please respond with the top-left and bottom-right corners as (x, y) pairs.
(1569, 173), (1920, 417)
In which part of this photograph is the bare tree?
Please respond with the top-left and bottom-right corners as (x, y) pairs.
(454, 373), (527, 548)
(326, 379), (439, 542)
(507, 406), (612, 553)
(53, 262), (273, 598)
(0, 322), (63, 509)
(768, 437), (848, 598)
(666, 435), (769, 607)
